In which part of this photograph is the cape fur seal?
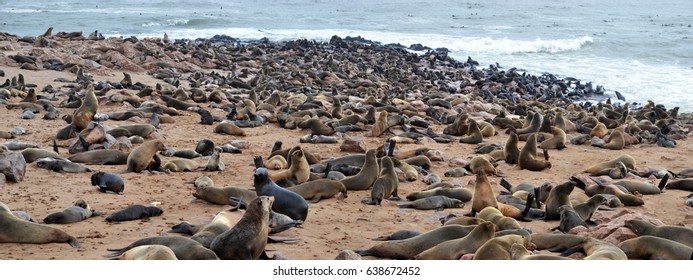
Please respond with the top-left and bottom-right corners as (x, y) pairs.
(105, 204), (163, 222)
(415, 221), (496, 260)
(253, 167), (309, 222)
(355, 225), (476, 259)
(0, 202), (80, 248)
(340, 149), (379, 191)
(210, 196), (273, 260)
(43, 199), (97, 224)
(106, 236), (218, 260)
(123, 140), (167, 173)
(91, 172), (125, 194)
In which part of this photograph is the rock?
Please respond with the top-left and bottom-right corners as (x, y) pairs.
(603, 227), (637, 244)
(460, 253), (475, 260)
(84, 59), (101, 69)
(271, 252), (289, 260)
(334, 250), (362, 260)
(577, 209), (663, 245)
(589, 136), (606, 147)
(0, 152), (27, 184)
(448, 157), (468, 167)
(567, 226), (589, 234)
(340, 137), (365, 153)
(425, 150), (445, 162)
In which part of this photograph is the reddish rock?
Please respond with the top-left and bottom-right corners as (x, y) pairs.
(334, 250), (362, 260)
(448, 157), (468, 167)
(425, 150), (445, 162)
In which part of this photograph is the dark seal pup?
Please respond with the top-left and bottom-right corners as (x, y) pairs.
(91, 172), (125, 194)
(105, 204), (163, 222)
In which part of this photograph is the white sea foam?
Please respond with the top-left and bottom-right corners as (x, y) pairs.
(142, 19), (190, 28)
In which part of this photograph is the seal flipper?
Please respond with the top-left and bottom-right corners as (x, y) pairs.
(658, 173), (670, 191)
(308, 196), (322, 203)
(52, 139), (59, 154)
(354, 249), (373, 257)
(534, 187), (542, 208)
(361, 198), (377, 205)
(253, 156), (264, 168)
(500, 178), (513, 192)
(228, 197), (247, 210)
(560, 243), (585, 257)
(387, 139), (396, 157)
(397, 204), (414, 208)
(267, 236), (301, 243)
(543, 148), (550, 161)
(68, 237), (80, 248)
(323, 163), (332, 179)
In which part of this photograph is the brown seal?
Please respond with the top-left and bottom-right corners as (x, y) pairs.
(573, 194), (607, 222)
(0, 202), (80, 248)
(589, 122), (608, 138)
(72, 85), (98, 131)
(510, 243), (573, 260)
(406, 187), (472, 202)
(123, 140), (166, 173)
(665, 179), (693, 192)
(470, 169), (498, 216)
(398, 195), (464, 210)
(201, 146), (224, 171)
(554, 205), (588, 233)
(530, 233), (586, 252)
(584, 154), (636, 174)
(355, 225), (476, 259)
(191, 176), (257, 206)
(478, 206), (521, 231)
(266, 154), (288, 170)
(372, 230), (421, 241)
(214, 122), (246, 136)
(544, 181), (576, 220)
(287, 179), (347, 203)
(459, 118), (483, 144)
(518, 133), (551, 171)
(298, 118), (335, 136)
(106, 236), (218, 260)
(467, 155), (499, 176)
(538, 126), (566, 150)
(340, 149), (379, 191)
(504, 132), (520, 164)
(561, 237), (626, 260)
(583, 177), (644, 206)
(270, 148), (310, 184)
(473, 234), (535, 260)
(20, 148), (59, 163)
(367, 156), (399, 205)
(43, 199), (97, 224)
(210, 196), (273, 260)
(191, 211), (236, 248)
(163, 158), (200, 172)
(625, 219), (693, 247)
(618, 236), (693, 260)
(371, 111), (388, 137)
(111, 245), (178, 260)
(415, 221), (496, 260)
(613, 175), (667, 195)
(602, 129), (625, 150)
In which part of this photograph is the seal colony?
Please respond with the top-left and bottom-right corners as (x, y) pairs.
(0, 29), (692, 260)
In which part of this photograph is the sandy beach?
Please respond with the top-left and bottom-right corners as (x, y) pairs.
(1, 32), (692, 260)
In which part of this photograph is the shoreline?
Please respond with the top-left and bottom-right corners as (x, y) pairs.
(0, 28), (692, 260)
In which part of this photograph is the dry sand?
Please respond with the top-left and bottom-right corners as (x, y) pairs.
(0, 65), (692, 260)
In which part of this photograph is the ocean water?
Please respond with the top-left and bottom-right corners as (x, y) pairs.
(1, 0), (692, 111)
